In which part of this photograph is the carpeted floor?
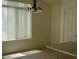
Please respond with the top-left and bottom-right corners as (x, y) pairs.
(50, 42), (77, 55)
(3, 49), (77, 59)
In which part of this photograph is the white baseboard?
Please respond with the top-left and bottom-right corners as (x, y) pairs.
(46, 46), (77, 57)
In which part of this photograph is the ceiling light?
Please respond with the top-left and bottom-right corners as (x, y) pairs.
(27, 0), (42, 13)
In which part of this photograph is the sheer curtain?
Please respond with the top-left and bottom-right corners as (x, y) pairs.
(2, 1), (32, 41)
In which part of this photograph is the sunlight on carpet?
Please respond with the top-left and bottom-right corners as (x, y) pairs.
(3, 50), (43, 59)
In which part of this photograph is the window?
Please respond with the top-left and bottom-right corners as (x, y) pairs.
(2, 1), (32, 41)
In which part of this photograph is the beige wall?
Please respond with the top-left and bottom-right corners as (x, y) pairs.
(61, 0), (77, 8)
(2, 0), (51, 55)
(50, 0), (61, 45)
(50, 0), (77, 45)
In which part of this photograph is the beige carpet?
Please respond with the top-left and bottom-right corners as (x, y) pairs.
(50, 42), (77, 55)
(3, 49), (77, 59)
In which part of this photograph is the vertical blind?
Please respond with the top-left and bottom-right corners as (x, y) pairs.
(62, 8), (77, 42)
(2, 1), (32, 41)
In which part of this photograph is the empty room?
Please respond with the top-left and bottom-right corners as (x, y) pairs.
(2, 0), (77, 59)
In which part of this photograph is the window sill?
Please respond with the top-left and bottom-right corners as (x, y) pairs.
(2, 38), (32, 42)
